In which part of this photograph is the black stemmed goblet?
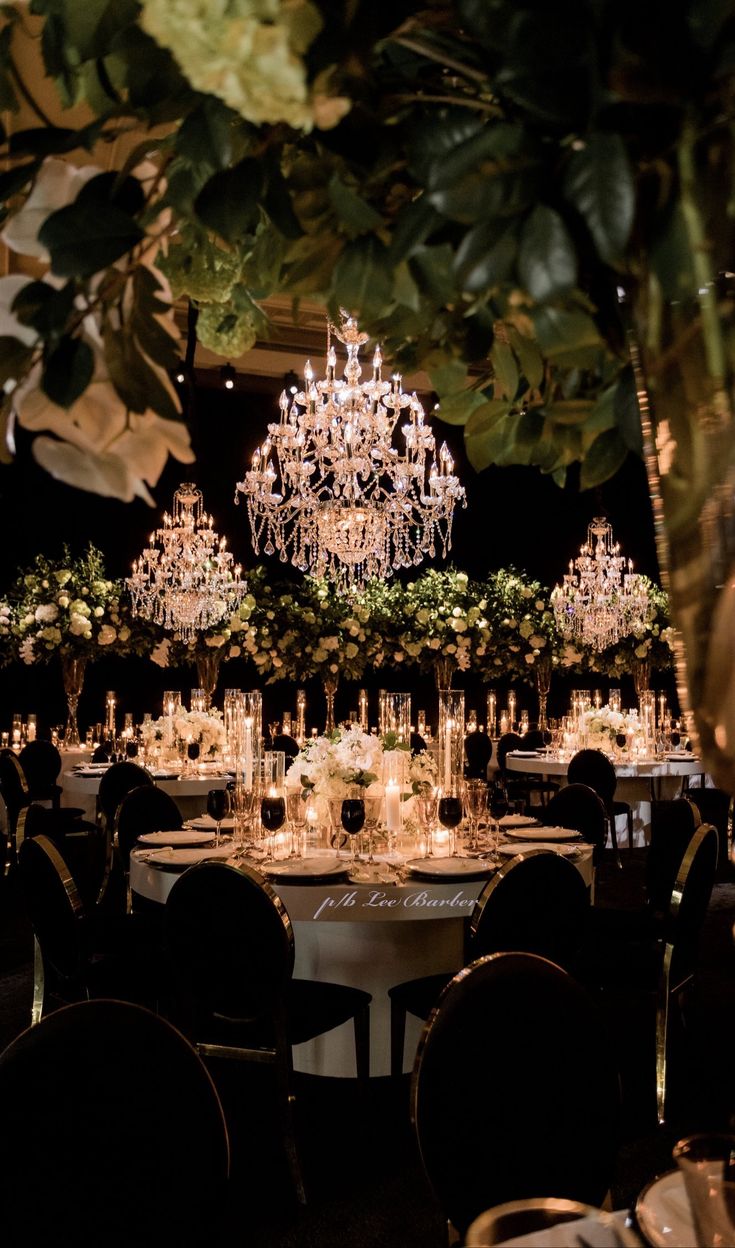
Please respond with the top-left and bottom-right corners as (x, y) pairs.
(125, 740), (138, 759)
(341, 797), (365, 863)
(207, 787), (229, 847)
(438, 793), (463, 856)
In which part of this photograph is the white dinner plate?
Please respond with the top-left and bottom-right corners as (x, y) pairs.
(508, 750), (540, 758)
(137, 844), (234, 866)
(635, 1169), (697, 1247)
(667, 753), (696, 762)
(264, 858), (351, 883)
(404, 857), (494, 879)
(187, 815), (237, 831)
(499, 814), (541, 829)
(505, 825), (581, 842)
(137, 829), (215, 848)
(497, 842), (577, 857)
(73, 767), (111, 777)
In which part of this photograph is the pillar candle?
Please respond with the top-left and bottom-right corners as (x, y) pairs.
(385, 780), (401, 834)
(244, 717), (254, 789)
(444, 718), (453, 792)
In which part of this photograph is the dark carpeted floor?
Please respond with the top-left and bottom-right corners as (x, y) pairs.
(1, 848), (734, 1245)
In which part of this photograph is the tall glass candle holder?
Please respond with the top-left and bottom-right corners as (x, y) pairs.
(640, 691), (656, 747)
(609, 687), (622, 713)
(507, 689), (517, 730)
(26, 713), (37, 743)
(438, 690), (465, 793)
(358, 689), (369, 731)
(105, 691), (116, 739)
(486, 691), (497, 738)
(190, 687), (207, 714)
(379, 691), (411, 744)
(295, 689), (306, 745)
(262, 750), (285, 794)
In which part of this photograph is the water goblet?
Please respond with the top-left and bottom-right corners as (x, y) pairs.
(362, 795), (382, 864)
(488, 779), (509, 862)
(463, 780), (488, 853)
(285, 790), (307, 858)
(341, 794), (366, 864)
(207, 786), (229, 848)
(414, 788), (439, 857)
(437, 789), (463, 856)
(186, 741), (200, 774)
(125, 740), (139, 759)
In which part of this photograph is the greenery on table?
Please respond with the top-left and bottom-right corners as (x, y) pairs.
(0, 2), (732, 501)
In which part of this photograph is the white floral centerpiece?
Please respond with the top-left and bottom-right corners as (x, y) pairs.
(141, 707), (226, 759)
(579, 705), (640, 753)
(408, 749), (439, 795)
(287, 725), (383, 801)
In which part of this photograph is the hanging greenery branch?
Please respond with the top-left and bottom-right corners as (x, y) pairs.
(0, 1), (733, 500)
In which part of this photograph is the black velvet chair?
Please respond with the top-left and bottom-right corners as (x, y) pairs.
(15, 803), (104, 913)
(410, 952), (621, 1238)
(0, 999), (230, 1247)
(464, 731), (492, 779)
(388, 849), (590, 1078)
(115, 784), (183, 874)
(271, 732), (300, 770)
(686, 786), (732, 878)
(18, 834), (158, 1022)
(540, 784), (608, 867)
(96, 762), (154, 909)
(0, 748), (29, 867)
(18, 741), (84, 820)
(165, 861), (372, 1202)
(496, 731), (558, 807)
(567, 748), (631, 866)
(580, 822), (718, 1124)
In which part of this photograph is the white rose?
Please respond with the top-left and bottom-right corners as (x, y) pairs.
(93, 606), (104, 617)
(34, 603), (58, 624)
(97, 625), (117, 646)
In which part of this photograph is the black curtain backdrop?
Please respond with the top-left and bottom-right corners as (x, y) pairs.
(0, 379), (671, 736)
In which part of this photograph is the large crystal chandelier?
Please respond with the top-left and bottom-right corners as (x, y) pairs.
(551, 516), (651, 652)
(234, 315), (466, 590)
(127, 483), (245, 642)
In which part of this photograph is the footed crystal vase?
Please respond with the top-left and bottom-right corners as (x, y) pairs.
(535, 657), (552, 731)
(195, 648), (223, 709)
(632, 658), (651, 702)
(434, 655), (455, 691)
(323, 674), (339, 735)
(60, 652), (87, 748)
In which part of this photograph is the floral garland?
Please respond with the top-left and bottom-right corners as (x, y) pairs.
(6, 545), (154, 665)
(392, 569), (492, 680)
(480, 568), (559, 683)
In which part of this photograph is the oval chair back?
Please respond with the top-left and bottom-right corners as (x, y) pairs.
(18, 740), (61, 794)
(666, 822), (719, 991)
(469, 849), (589, 970)
(495, 733), (524, 776)
(567, 749), (617, 805)
(165, 861), (294, 1030)
(646, 798), (700, 917)
(17, 834), (84, 1001)
(116, 785), (182, 873)
(464, 732), (492, 779)
(97, 761), (154, 827)
(0, 748), (29, 837)
(0, 1000), (230, 1246)
(410, 952), (620, 1237)
(541, 784), (608, 864)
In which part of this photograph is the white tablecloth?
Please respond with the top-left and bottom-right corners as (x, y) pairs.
(62, 770), (229, 822)
(130, 844), (593, 1077)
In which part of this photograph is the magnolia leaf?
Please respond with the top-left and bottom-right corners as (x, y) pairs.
(39, 178), (143, 278)
(104, 324), (179, 420)
(507, 325), (544, 388)
(392, 261), (421, 312)
(12, 280), (75, 339)
(563, 133), (635, 266)
(328, 174), (383, 236)
(63, 0), (140, 61)
(331, 236), (393, 321)
(586, 384), (618, 433)
(427, 121), (527, 190)
(0, 337), (35, 388)
(579, 428), (628, 490)
(263, 160), (304, 240)
(282, 233), (343, 296)
(463, 398), (513, 470)
(194, 159), (263, 243)
(388, 196), (441, 263)
(429, 358), (467, 398)
(454, 221), (517, 293)
(407, 110), (484, 185)
(409, 243), (456, 306)
(433, 389), (486, 426)
(491, 337), (519, 399)
(176, 97), (234, 170)
(41, 336), (94, 408)
(532, 306), (602, 359)
(429, 168), (535, 225)
(546, 398), (594, 426)
(519, 205), (577, 302)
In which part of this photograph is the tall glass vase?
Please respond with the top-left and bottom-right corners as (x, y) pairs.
(632, 658), (651, 704)
(195, 648), (223, 709)
(437, 689), (465, 792)
(535, 658), (552, 731)
(60, 652), (87, 748)
(434, 655), (455, 691)
(324, 674), (338, 735)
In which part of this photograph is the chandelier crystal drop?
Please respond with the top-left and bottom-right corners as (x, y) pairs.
(551, 516), (651, 652)
(234, 315), (466, 591)
(127, 483), (246, 642)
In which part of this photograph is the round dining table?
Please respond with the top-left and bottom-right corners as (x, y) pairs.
(505, 750), (705, 846)
(129, 838), (593, 1079)
(61, 765), (229, 822)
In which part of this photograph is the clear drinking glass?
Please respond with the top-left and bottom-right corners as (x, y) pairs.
(463, 780), (488, 852)
(414, 788), (439, 857)
(673, 1133), (735, 1247)
(285, 789), (307, 858)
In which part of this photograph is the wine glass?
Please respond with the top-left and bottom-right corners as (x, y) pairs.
(438, 790), (463, 856)
(261, 792), (286, 858)
(615, 731), (627, 758)
(125, 740), (139, 759)
(187, 741), (200, 774)
(207, 787), (229, 847)
(414, 788), (439, 857)
(285, 789), (307, 858)
(362, 795), (382, 864)
(463, 780), (488, 852)
(488, 780), (509, 862)
(341, 794), (365, 864)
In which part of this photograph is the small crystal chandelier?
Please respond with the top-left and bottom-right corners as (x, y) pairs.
(551, 516), (650, 652)
(234, 315), (466, 590)
(127, 483), (245, 642)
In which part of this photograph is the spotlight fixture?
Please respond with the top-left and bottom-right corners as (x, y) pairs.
(220, 363), (237, 390)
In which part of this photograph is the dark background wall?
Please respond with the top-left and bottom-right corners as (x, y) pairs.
(0, 377), (669, 735)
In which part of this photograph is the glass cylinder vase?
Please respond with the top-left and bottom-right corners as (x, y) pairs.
(195, 647), (223, 709)
(60, 653), (87, 748)
(438, 689), (465, 793)
(323, 674), (338, 735)
(378, 692), (411, 744)
(230, 691), (262, 791)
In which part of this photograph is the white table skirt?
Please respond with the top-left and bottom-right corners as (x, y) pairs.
(130, 846), (593, 1077)
(506, 754), (704, 847)
(61, 770), (229, 822)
